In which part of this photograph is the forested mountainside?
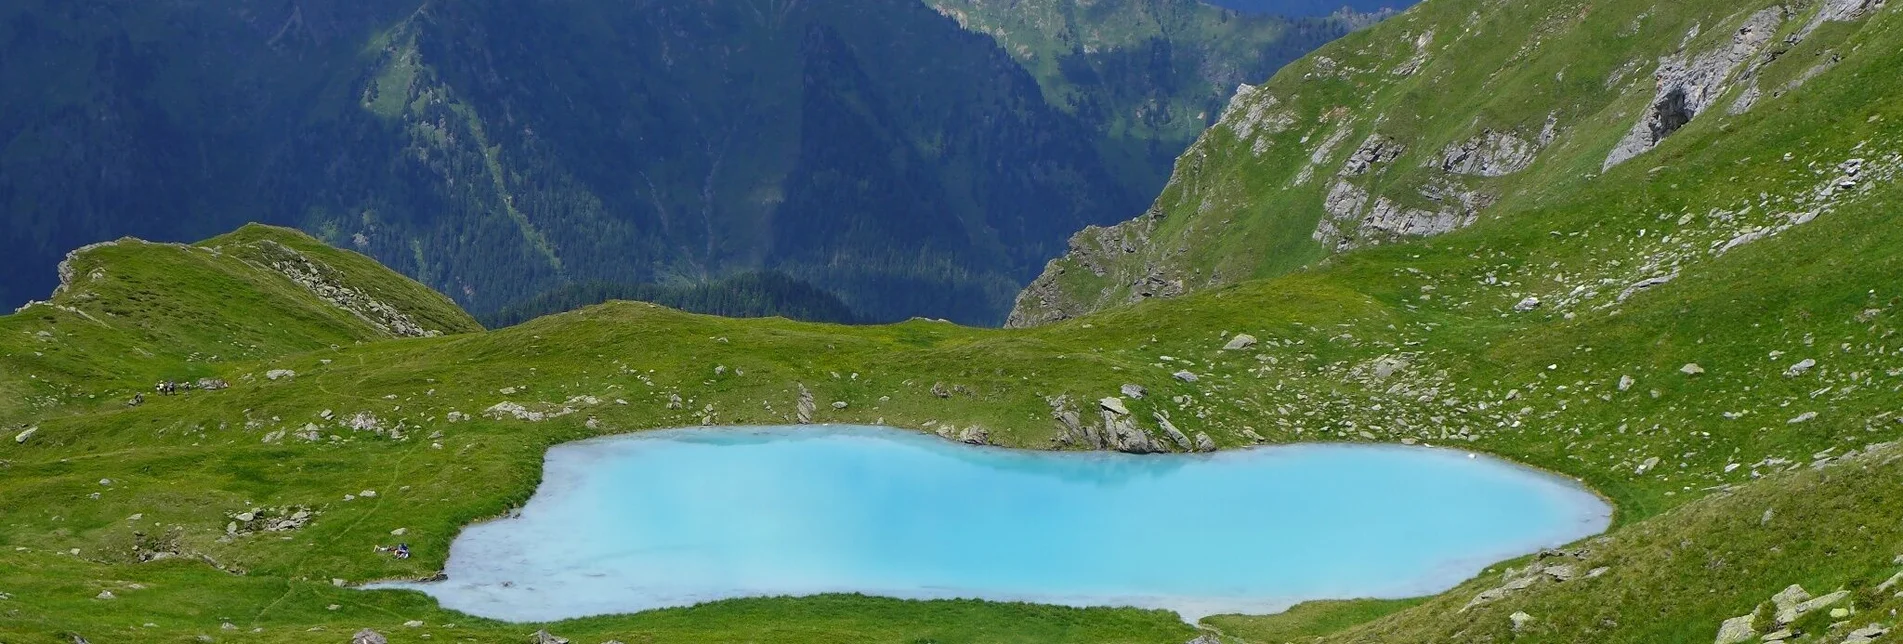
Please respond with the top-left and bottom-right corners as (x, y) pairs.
(1205, 0), (1412, 16)
(1008, 0), (1895, 327)
(922, 0), (1370, 192)
(0, 0), (1365, 326)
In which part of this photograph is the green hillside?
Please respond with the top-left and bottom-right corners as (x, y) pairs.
(3, 0), (1903, 642)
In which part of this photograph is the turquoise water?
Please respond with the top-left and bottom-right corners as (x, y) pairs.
(384, 425), (1609, 622)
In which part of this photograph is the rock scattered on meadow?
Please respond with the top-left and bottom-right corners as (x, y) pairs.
(1784, 358), (1817, 377)
(1714, 614), (1757, 644)
(1514, 296), (1542, 312)
(1222, 334), (1259, 351)
(266, 369), (296, 381)
(530, 630), (569, 644)
(1120, 384), (1147, 399)
(351, 629), (388, 644)
(13, 427), (37, 444)
(1680, 363), (1706, 376)
(1099, 397), (1131, 416)
(1172, 370), (1199, 383)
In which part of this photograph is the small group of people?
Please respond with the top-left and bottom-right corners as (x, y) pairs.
(154, 380), (192, 395)
(374, 543), (411, 560)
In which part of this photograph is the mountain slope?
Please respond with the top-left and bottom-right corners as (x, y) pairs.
(4, 0), (1903, 641)
(0, 0), (1363, 326)
(1009, 0), (1895, 327)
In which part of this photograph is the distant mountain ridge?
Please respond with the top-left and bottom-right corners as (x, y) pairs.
(0, 0), (1366, 326)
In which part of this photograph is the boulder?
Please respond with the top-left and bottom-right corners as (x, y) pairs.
(530, 630), (569, 644)
(1222, 334), (1259, 351)
(266, 369), (296, 381)
(1777, 589), (1848, 624)
(1194, 432), (1217, 452)
(1844, 624), (1890, 644)
(795, 385), (816, 424)
(1120, 384), (1147, 399)
(1099, 397), (1131, 416)
(1713, 615), (1756, 644)
(1172, 371), (1199, 383)
(1509, 611), (1534, 632)
(831, 401), (848, 410)
(1770, 584), (1811, 613)
(956, 426), (990, 446)
(1103, 410), (1157, 453)
(1154, 412), (1194, 451)
(13, 427), (37, 444)
(1784, 358), (1817, 377)
(1513, 296), (1542, 312)
(1680, 363), (1706, 376)
(350, 630), (388, 644)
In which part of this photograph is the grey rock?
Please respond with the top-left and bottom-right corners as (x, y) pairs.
(1876, 569), (1903, 593)
(1172, 371), (1199, 383)
(1605, 8), (1786, 170)
(1636, 456), (1662, 474)
(351, 630), (388, 644)
(1154, 412), (1194, 452)
(1777, 589), (1848, 624)
(1771, 584), (1811, 613)
(1619, 375), (1636, 391)
(1784, 358), (1817, 377)
(1509, 611), (1534, 632)
(1844, 624), (1890, 644)
(1514, 296), (1542, 312)
(1194, 432), (1217, 452)
(796, 384), (816, 424)
(956, 426), (990, 446)
(1437, 130), (1540, 177)
(1120, 384), (1147, 399)
(1621, 273), (1679, 301)
(1788, 412), (1818, 424)
(1341, 134), (1406, 175)
(13, 427), (37, 444)
(1103, 409), (1157, 453)
(831, 401), (848, 410)
(1680, 363), (1706, 376)
(1714, 614), (1757, 644)
(1099, 397), (1131, 416)
(265, 369), (296, 381)
(196, 378), (229, 390)
(1222, 334), (1259, 351)
(530, 630), (569, 644)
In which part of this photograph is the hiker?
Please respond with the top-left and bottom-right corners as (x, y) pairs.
(394, 543), (410, 560)
(129, 393), (144, 406)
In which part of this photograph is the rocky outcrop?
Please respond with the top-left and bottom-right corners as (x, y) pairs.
(1006, 209), (1179, 328)
(1604, 8), (1786, 171)
(1436, 130), (1540, 177)
(796, 384), (816, 424)
(231, 240), (446, 338)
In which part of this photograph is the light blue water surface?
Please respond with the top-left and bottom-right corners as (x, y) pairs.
(384, 425), (1609, 622)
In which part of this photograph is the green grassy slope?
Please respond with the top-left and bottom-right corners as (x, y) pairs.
(1009, 0), (1900, 328)
(3, 1), (1903, 643)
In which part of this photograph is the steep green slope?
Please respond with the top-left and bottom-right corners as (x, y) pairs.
(1009, 0), (1896, 327)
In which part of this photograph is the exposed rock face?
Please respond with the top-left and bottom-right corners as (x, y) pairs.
(1104, 409), (1159, 453)
(1437, 130), (1540, 177)
(1341, 135), (1406, 175)
(1315, 176), (1495, 252)
(796, 384), (816, 424)
(1154, 411), (1195, 451)
(956, 426), (991, 445)
(1604, 8), (1786, 171)
(1713, 614), (1757, 644)
(234, 240), (447, 338)
(1005, 206), (1185, 328)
